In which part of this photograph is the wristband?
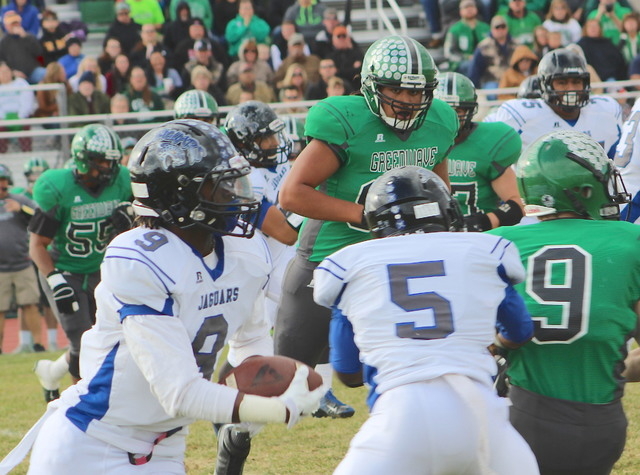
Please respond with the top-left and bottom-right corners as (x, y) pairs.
(46, 270), (67, 288)
(493, 199), (524, 227)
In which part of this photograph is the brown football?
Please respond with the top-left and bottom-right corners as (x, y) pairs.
(219, 355), (323, 397)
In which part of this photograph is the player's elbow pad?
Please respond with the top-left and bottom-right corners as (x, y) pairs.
(493, 200), (523, 227)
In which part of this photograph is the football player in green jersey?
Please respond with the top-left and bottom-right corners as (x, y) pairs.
(434, 72), (524, 231)
(29, 124), (132, 403)
(488, 130), (638, 475)
(274, 36), (459, 418)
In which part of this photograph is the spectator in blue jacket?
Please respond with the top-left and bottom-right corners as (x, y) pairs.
(58, 37), (85, 79)
(0, 0), (40, 37)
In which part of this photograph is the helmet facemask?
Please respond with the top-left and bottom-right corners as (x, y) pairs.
(188, 162), (261, 236)
(542, 74), (590, 112)
(366, 76), (435, 132)
(242, 123), (292, 168)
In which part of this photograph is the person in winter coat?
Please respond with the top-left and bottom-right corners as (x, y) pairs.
(499, 44), (539, 99)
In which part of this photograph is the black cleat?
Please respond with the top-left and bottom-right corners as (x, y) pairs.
(313, 389), (355, 419)
(214, 424), (252, 475)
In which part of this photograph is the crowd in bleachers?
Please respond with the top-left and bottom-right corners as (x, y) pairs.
(0, 0), (638, 151)
(0, 0), (368, 152)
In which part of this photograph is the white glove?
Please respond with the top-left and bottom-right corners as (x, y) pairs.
(278, 365), (324, 429)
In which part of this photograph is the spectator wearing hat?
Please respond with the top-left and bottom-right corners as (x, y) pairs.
(444, 0), (491, 75)
(0, 0), (40, 37)
(174, 17), (230, 73)
(130, 23), (168, 68)
(181, 38), (226, 89)
(67, 71), (111, 125)
(58, 37), (85, 80)
(225, 61), (276, 104)
(39, 9), (72, 66)
(68, 56), (108, 93)
(224, 0), (270, 58)
(162, 1), (191, 51)
(167, 0), (213, 31)
(283, 0), (326, 45)
(0, 10), (46, 84)
(313, 7), (340, 57)
(274, 32), (321, 85)
(126, 0), (165, 30)
(469, 15), (518, 91)
(327, 25), (363, 88)
(270, 20), (310, 71)
(106, 2), (142, 56)
(226, 37), (274, 86)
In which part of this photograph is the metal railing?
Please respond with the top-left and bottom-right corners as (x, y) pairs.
(363, 0), (408, 35)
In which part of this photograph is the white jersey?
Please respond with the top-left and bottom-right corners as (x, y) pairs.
(56, 226), (272, 454)
(313, 232), (526, 400)
(484, 96), (622, 157)
(615, 97), (640, 222)
(250, 162), (297, 307)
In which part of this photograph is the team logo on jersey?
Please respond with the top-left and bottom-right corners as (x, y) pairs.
(196, 271), (203, 283)
(198, 288), (239, 309)
(553, 122), (560, 128)
(375, 133), (385, 143)
(541, 194), (555, 207)
(74, 196), (82, 203)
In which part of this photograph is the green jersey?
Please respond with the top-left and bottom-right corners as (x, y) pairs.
(488, 219), (640, 404)
(449, 121), (521, 215)
(32, 166), (132, 274)
(300, 95), (458, 262)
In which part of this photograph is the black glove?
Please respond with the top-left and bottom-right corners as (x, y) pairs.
(110, 201), (135, 236)
(46, 270), (79, 314)
(464, 212), (492, 232)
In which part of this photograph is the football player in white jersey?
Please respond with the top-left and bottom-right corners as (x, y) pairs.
(1, 121), (323, 475)
(484, 48), (622, 158)
(313, 166), (539, 475)
(614, 96), (640, 222)
(223, 101), (355, 450)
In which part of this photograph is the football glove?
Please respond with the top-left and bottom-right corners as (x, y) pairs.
(46, 270), (79, 314)
(464, 212), (492, 232)
(109, 201), (135, 236)
(278, 365), (324, 428)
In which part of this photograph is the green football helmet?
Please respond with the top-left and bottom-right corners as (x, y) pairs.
(71, 124), (123, 185)
(23, 157), (50, 180)
(173, 90), (219, 123)
(434, 72), (477, 132)
(361, 35), (438, 132)
(517, 130), (629, 220)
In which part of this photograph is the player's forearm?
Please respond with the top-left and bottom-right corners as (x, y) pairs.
(29, 234), (55, 276)
(279, 184), (363, 225)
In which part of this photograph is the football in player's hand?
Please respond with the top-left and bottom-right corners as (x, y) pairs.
(219, 355), (323, 397)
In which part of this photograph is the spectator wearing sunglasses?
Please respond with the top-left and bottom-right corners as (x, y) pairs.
(469, 15), (518, 92)
(327, 25), (363, 89)
(227, 37), (274, 86)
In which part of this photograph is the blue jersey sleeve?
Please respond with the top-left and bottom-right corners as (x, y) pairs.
(329, 308), (361, 374)
(495, 284), (533, 344)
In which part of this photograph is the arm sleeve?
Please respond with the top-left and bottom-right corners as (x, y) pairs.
(123, 314), (239, 423)
(329, 308), (361, 374)
(495, 284), (533, 344)
(313, 254), (348, 309)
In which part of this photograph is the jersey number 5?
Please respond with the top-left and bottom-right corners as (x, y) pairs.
(388, 261), (454, 340)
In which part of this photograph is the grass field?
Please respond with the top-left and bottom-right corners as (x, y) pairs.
(2, 350), (640, 474)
